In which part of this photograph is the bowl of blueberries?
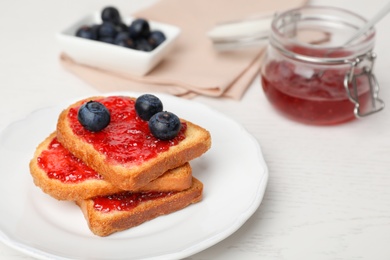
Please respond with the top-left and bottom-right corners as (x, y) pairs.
(57, 6), (181, 76)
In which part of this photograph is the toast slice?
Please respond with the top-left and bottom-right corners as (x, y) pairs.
(56, 95), (211, 190)
(77, 177), (203, 236)
(29, 132), (193, 201)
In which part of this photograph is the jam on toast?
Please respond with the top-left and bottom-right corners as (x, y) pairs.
(30, 132), (193, 200)
(56, 96), (211, 190)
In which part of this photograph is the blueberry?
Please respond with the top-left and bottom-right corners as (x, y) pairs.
(114, 31), (136, 48)
(149, 111), (181, 140)
(91, 24), (101, 38)
(135, 94), (163, 121)
(78, 101), (111, 132)
(76, 25), (98, 40)
(128, 18), (150, 39)
(114, 31), (129, 42)
(76, 10), (163, 53)
(116, 22), (128, 32)
(98, 22), (118, 39)
(148, 30), (166, 48)
(99, 37), (115, 44)
(135, 38), (154, 52)
(101, 6), (121, 25)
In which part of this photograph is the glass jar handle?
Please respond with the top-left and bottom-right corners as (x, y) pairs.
(344, 52), (385, 118)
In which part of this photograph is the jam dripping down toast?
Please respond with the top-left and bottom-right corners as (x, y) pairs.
(77, 178), (203, 237)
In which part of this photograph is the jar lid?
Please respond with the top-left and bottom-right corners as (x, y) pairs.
(270, 6), (376, 65)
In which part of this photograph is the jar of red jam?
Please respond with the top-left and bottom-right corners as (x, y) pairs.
(261, 6), (385, 125)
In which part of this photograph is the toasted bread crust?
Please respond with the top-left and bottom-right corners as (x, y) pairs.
(56, 96), (211, 190)
(29, 132), (193, 201)
(77, 178), (203, 237)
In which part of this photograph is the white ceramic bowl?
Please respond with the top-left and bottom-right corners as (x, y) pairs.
(56, 12), (181, 76)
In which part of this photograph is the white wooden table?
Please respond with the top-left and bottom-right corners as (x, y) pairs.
(1, 0), (390, 259)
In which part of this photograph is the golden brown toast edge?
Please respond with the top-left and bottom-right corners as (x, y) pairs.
(77, 177), (203, 237)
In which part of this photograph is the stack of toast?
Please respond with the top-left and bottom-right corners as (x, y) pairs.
(29, 95), (211, 236)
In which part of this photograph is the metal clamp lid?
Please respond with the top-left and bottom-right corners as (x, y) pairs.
(344, 52), (385, 117)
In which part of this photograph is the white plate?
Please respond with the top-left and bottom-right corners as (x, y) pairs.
(0, 92), (268, 260)
(57, 12), (181, 76)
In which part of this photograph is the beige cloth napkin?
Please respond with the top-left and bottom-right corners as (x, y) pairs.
(60, 0), (307, 99)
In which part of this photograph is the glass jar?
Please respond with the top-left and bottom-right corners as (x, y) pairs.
(260, 6), (384, 125)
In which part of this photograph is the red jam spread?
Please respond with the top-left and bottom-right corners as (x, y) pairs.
(37, 138), (102, 183)
(67, 96), (187, 165)
(262, 47), (370, 125)
(93, 191), (175, 212)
